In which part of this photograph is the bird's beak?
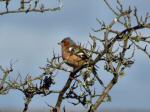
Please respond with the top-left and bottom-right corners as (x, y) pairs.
(58, 42), (61, 45)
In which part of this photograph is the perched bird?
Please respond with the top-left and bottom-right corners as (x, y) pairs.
(58, 37), (104, 86)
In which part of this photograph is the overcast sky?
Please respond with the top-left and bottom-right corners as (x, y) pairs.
(0, 0), (150, 111)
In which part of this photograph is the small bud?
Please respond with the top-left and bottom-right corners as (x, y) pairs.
(86, 77), (91, 82)
(114, 18), (118, 22)
(82, 82), (86, 86)
(80, 92), (84, 96)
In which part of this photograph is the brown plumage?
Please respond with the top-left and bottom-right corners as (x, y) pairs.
(59, 37), (88, 68)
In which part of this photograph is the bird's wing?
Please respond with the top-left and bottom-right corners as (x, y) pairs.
(68, 45), (89, 60)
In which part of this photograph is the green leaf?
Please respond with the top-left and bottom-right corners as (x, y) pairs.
(134, 36), (141, 42)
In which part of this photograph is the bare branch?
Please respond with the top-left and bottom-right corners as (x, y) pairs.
(0, 0), (63, 15)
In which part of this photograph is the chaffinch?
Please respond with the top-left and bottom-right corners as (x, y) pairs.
(59, 37), (88, 68)
(59, 37), (104, 86)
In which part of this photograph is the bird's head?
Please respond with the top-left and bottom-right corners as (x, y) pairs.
(58, 37), (76, 48)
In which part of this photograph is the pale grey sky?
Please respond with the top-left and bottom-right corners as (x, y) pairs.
(0, 0), (150, 111)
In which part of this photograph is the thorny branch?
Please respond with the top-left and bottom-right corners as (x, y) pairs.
(0, 0), (150, 112)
